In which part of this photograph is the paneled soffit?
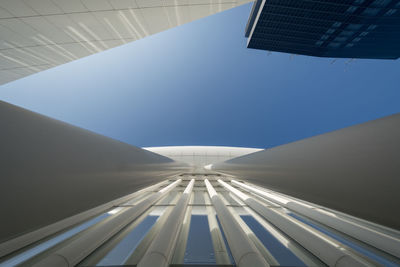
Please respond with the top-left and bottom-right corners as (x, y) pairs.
(0, 0), (252, 86)
(144, 145), (263, 167)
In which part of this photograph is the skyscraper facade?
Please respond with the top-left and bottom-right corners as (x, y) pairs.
(0, 2), (399, 267)
(246, 0), (400, 59)
(0, 102), (399, 267)
(0, 0), (251, 85)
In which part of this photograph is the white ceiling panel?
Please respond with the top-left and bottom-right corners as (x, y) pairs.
(1, 48), (44, 66)
(139, 8), (170, 34)
(81, 0), (114, 11)
(23, 0), (63, 15)
(0, 69), (22, 82)
(108, 0), (139, 9)
(8, 66), (36, 76)
(0, 24), (36, 48)
(0, 7), (13, 19)
(58, 43), (92, 58)
(0, 0), (37, 17)
(50, 0), (88, 13)
(136, 0), (167, 8)
(69, 13), (114, 41)
(0, 18), (39, 43)
(21, 16), (74, 43)
(0, 0), (253, 85)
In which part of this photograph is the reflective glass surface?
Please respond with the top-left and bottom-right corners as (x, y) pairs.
(184, 215), (216, 264)
(241, 215), (305, 266)
(96, 216), (158, 266)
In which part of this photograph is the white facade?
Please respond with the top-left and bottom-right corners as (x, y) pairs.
(144, 145), (262, 171)
(0, 0), (252, 85)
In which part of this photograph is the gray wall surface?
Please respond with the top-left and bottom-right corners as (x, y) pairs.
(0, 101), (188, 243)
(213, 113), (400, 230)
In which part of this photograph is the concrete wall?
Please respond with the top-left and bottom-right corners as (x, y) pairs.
(213, 113), (400, 230)
(0, 101), (188, 243)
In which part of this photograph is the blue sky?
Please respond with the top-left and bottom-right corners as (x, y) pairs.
(1, 3), (399, 149)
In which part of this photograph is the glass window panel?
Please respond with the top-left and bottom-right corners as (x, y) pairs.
(334, 36), (348, 42)
(332, 22), (342, 28)
(339, 30), (355, 36)
(327, 42), (341, 48)
(289, 213), (398, 267)
(320, 34), (329, 40)
(184, 215), (216, 264)
(216, 215), (235, 264)
(241, 215), (306, 266)
(346, 24), (363, 31)
(326, 28), (335, 34)
(96, 216), (158, 266)
(2, 213), (110, 266)
(363, 8), (380, 16)
(385, 9), (397, 16)
(371, 0), (391, 7)
(346, 6), (358, 13)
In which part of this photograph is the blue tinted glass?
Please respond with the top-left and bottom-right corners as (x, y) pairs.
(96, 215), (158, 266)
(241, 215), (306, 266)
(184, 215), (215, 264)
(289, 213), (398, 267)
(0, 213), (109, 267)
(216, 216), (234, 264)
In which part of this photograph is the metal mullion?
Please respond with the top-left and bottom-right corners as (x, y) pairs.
(206, 205), (232, 265)
(220, 180), (373, 267)
(231, 180), (400, 258)
(255, 10), (400, 27)
(204, 179), (269, 267)
(138, 179), (195, 267)
(242, 206), (326, 266)
(33, 179), (182, 267)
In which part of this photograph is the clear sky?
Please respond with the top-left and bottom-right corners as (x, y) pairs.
(1, 3), (399, 149)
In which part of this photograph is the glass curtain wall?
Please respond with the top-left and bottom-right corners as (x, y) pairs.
(1, 175), (399, 267)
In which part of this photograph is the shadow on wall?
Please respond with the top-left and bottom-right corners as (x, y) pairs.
(0, 100), (189, 243)
(213, 113), (400, 230)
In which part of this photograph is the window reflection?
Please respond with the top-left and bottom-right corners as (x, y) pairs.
(241, 215), (305, 266)
(184, 215), (216, 264)
(96, 216), (158, 266)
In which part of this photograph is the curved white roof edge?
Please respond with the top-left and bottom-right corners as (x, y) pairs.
(143, 146), (264, 169)
(143, 146), (264, 155)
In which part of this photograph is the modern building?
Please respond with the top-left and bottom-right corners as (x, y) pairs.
(0, 0), (251, 85)
(0, 101), (399, 267)
(246, 0), (400, 59)
(2, 0), (399, 88)
(1, 1), (400, 267)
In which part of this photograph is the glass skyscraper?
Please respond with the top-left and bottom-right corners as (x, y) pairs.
(246, 0), (400, 59)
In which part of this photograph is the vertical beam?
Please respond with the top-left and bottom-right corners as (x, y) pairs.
(204, 179), (269, 267)
(0, 180), (169, 259)
(232, 180), (400, 258)
(138, 179), (195, 267)
(206, 205), (232, 265)
(33, 179), (182, 267)
(219, 180), (370, 267)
